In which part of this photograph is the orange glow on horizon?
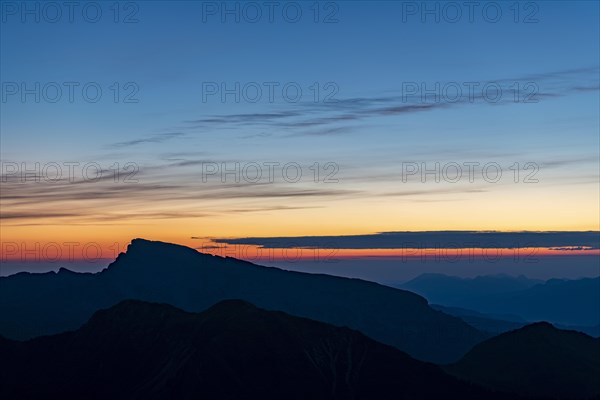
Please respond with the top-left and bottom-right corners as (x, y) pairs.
(2, 239), (598, 264)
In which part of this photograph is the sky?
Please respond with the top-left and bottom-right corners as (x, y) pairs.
(1, 1), (599, 276)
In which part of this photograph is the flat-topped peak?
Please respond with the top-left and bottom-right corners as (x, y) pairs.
(125, 238), (202, 256)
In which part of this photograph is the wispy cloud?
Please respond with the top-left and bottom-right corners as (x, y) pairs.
(0, 159), (358, 226)
(110, 132), (186, 148)
(175, 66), (598, 137)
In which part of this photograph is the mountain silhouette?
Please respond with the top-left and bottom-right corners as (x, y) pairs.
(0, 239), (485, 363)
(0, 299), (516, 400)
(399, 273), (600, 326)
(446, 322), (600, 399)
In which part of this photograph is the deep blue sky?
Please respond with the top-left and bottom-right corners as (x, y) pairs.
(1, 1), (599, 273)
(2, 1), (598, 161)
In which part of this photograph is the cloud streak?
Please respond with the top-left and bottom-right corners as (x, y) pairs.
(175, 66), (599, 137)
(211, 231), (600, 250)
(110, 132), (186, 148)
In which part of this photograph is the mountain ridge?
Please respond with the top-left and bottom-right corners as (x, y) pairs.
(0, 238), (483, 363)
(0, 299), (516, 400)
(446, 321), (600, 399)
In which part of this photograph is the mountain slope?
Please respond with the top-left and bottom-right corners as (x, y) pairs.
(432, 304), (600, 337)
(0, 238), (486, 363)
(431, 304), (529, 334)
(446, 322), (600, 399)
(0, 300), (510, 400)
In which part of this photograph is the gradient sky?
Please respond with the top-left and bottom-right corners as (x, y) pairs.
(1, 1), (599, 269)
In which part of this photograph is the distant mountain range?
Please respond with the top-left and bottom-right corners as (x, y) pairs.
(397, 273), (600, 326)
(447, 322), (600, 399)
(0, 300), (514, 400)
(0, 239), (485, 363)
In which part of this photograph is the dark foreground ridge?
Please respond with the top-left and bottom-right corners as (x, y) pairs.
(446, 322), (600, 399)
(0, 299), (513, 400)
(0, 238), (485, 363)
